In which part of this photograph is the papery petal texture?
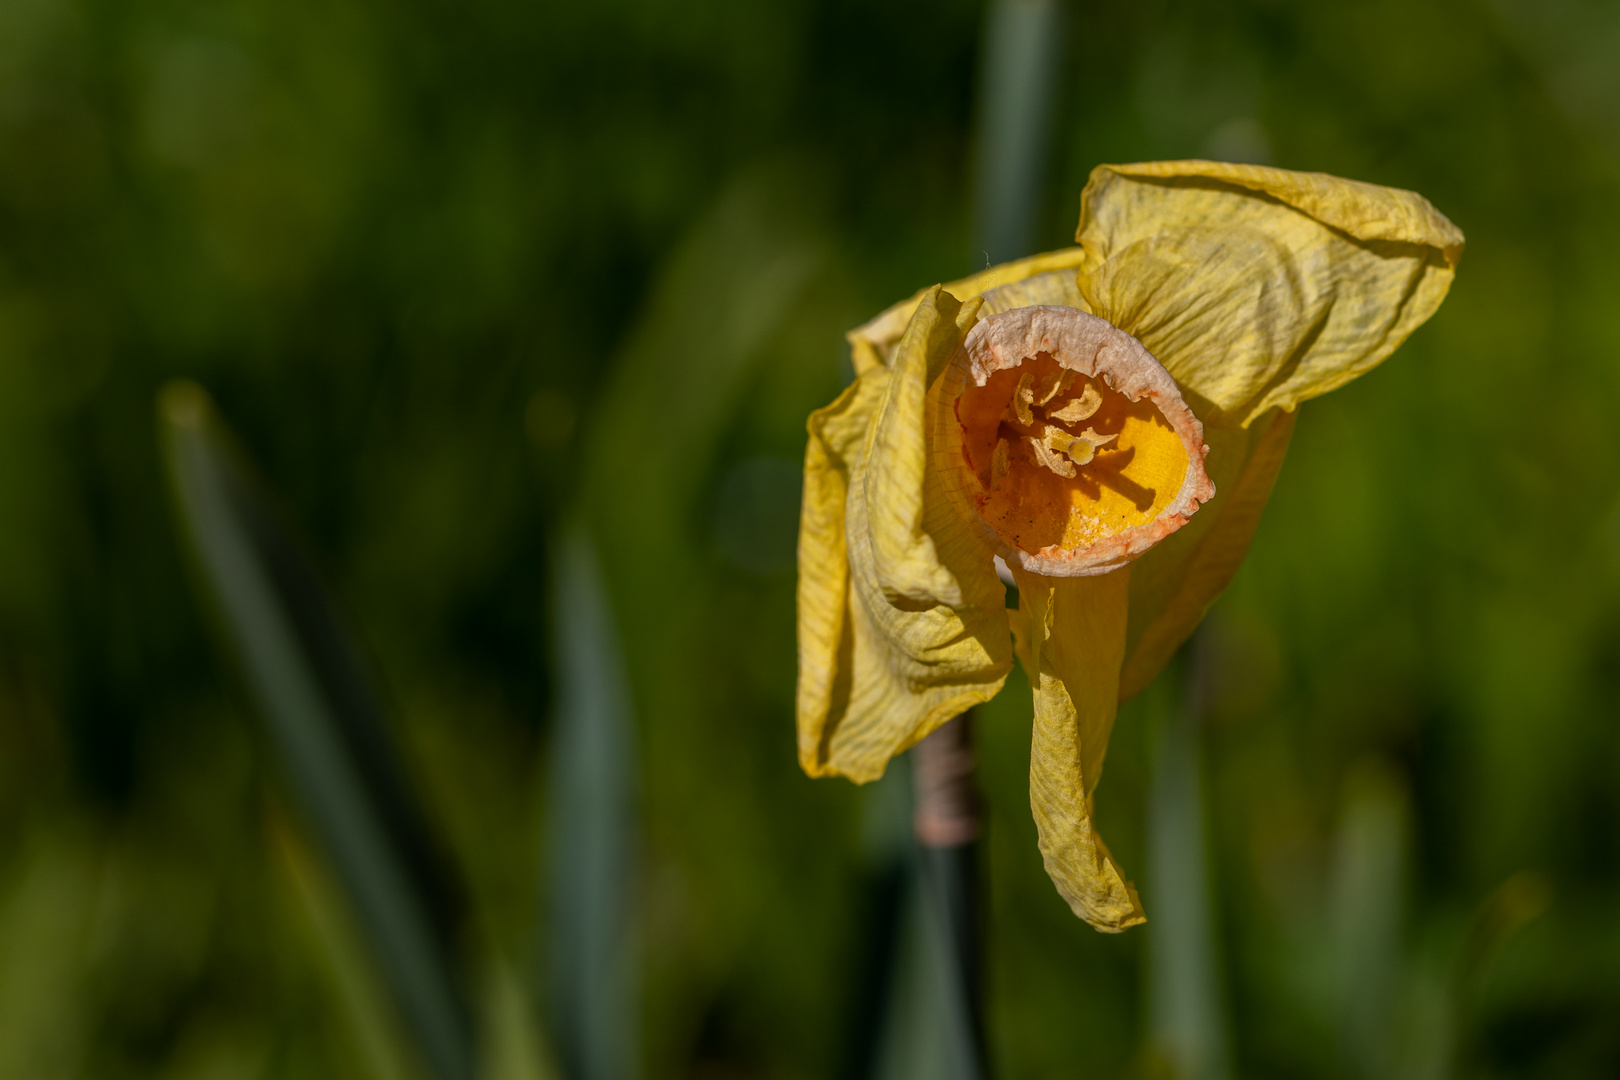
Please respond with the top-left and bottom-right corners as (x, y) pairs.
(798, 287), (1011, 782)
(1077, 161), (1464, 427)
(1010, 564), (1144, 931)
(797, 368), (886, 775)
(798, 159), (1463, 932)
(1078, 160), (1463, 694)
(848, 249), (1092, 375)
(865, 287), (984, 608)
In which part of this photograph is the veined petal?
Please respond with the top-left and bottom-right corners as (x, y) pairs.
(1077, 161), (1464, 427)
(797, 367), (889, 775)
(865, 286), (985, 607)
(1010, 564), (1145, 931)
(848, 249), (1092, 375)
(1121, 406), (1296, 699)
(801, 288), (1012, 782)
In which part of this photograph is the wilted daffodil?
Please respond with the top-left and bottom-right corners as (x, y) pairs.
(797, 161), (1463, 931)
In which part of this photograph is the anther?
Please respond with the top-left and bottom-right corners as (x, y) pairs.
(1012, 372), (1035, 426)
(1047, 382), (1103, 424)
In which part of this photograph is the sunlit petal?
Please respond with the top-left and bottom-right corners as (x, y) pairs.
(799, 160), (1462, 929)
(800, 287), (1012, 782)
(865, 286), (986, 607)
(796, 367), (888, 776)
(1077, 161), (1463, 427)
(1010, 564), (1145, 931)
(848, 249), (1091, 375)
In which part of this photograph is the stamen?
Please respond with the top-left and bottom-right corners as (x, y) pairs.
(1047, 382), (1103, 424)
(1027, 436), (1076, 478)
(1041, 424), (1096, 467)
(1033, 369), (1074, 406)
(991, 356), (1145, 482)
(1012, 372), (1035, 426)
(950, 305), (1212, 574)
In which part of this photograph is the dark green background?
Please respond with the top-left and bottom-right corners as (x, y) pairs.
(2, 0), (1617, 1076)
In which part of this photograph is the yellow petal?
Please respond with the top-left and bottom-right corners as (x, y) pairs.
(848, 249), (1092, 375)
(799, 288), (1013, 782)
(1010, 563), (1145, 931)
(1077, 161), (1463, 427)
(865, 285), (985, 607)
(1121, 406), (1296, 699)
(796, 367), (889, 775)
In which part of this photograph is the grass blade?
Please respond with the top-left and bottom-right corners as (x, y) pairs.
(974, 0), (1065, 265)
(159, 381), (475, 1080)
(1146, 635), (1230, 1080)
(543, 523), (637, 1080)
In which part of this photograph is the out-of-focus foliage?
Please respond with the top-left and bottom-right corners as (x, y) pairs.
(2, 0), (1619, 1076)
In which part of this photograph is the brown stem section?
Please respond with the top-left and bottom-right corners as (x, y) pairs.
(913, 713), (982, 847)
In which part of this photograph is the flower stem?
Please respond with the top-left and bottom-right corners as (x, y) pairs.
(913, 714), (990, 1080)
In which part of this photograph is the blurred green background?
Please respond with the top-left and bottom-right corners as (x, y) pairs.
(3, 0), (1620, 1076)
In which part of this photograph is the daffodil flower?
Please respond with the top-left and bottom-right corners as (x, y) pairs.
(796, 161), (1463, 930)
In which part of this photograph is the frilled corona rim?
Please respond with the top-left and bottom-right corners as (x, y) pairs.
(939, 305), (1215, 578)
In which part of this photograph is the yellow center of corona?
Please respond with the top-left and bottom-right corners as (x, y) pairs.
(954, 351), (1191, 556)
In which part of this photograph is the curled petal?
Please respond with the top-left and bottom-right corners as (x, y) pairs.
(797, 368), (887, 775)
(1077, 161), (1464, 427)
(865, 286), (985, 607)
(848, 250), (1091, 375)
(1010, 564), (1145, 931)
(798, 288), (1012, 782)
(804, 160), (1464, 937)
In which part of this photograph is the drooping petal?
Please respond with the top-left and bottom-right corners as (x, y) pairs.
(1010, 563), (1145, 932)
(1077, 161), (1464, 427)
(1121, 405), (1296, 699)
(799, 287), (1013, 782)
(848, 249), (1092, 375)
(796, 367), (888, 775)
